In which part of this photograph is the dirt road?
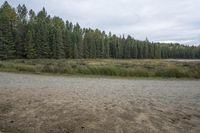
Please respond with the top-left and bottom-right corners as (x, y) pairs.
(0, 72), (200, 133)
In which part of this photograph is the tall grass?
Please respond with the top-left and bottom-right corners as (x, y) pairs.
(0, 59), (199, 78)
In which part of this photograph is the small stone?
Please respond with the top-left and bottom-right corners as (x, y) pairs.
(10, 120), (14, 123)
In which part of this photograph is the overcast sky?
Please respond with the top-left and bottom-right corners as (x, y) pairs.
(1, 0), (200, 45)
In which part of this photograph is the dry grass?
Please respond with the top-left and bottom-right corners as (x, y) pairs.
(0, 59), (199, 78)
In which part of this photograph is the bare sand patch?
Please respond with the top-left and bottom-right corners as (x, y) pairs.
(0, 72), (200, 133)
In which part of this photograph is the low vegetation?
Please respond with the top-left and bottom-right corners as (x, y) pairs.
(0, 59), (199, 78)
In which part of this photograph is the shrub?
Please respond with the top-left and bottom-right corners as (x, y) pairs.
(0, 59), (199, 79)
(129, 69), (150, 77)
(155, 68), (187, 78)
(15, 64), (37, 72)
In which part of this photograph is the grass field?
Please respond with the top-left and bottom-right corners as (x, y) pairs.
(0, 59), (200, 78)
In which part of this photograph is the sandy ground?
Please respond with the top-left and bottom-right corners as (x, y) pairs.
(0, 72), (200, 133)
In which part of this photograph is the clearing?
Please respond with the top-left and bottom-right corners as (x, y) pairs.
(0, 72), (200, 133)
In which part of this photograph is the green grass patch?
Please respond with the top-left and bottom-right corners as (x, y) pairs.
(0, 59), (199, 78)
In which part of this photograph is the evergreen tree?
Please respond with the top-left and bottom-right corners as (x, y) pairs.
(0, 1), (17, 59)
(35, 8), (50, 58)
(50, 17), (65, 58)
(16, 4), (28, 58)
(0, 1), (199, 60)
(73, 23), (83, 58)
(24, 30), (35, 58)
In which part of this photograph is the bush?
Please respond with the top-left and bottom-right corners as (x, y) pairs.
(0, 59), (199, 79)
(155, 68), (187, 78)
(15, 64), (37, 72)
(0, 62), (4, 68)
(40, 62), (75, 74)
(129, 69), (150, 77)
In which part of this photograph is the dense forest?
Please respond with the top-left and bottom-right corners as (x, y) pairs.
(0, 1), (200, 59)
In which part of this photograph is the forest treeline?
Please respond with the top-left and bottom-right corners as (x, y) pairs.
(0, 1), (200, 59)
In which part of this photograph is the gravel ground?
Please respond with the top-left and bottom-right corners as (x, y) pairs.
(0, 72), (200, 133)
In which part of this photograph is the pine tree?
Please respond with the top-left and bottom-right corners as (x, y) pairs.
(132, 41), (138, 59)
(104, 35), (110, 58)
(73, 23), (83, 58)
(35, 8), (50, 58)
(16, 4), (28, 58)
(0, 1), (17, 59)
(24, 30), (35, 58)
(0, 1), (200, 60)
(50, 17), (65, 58)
